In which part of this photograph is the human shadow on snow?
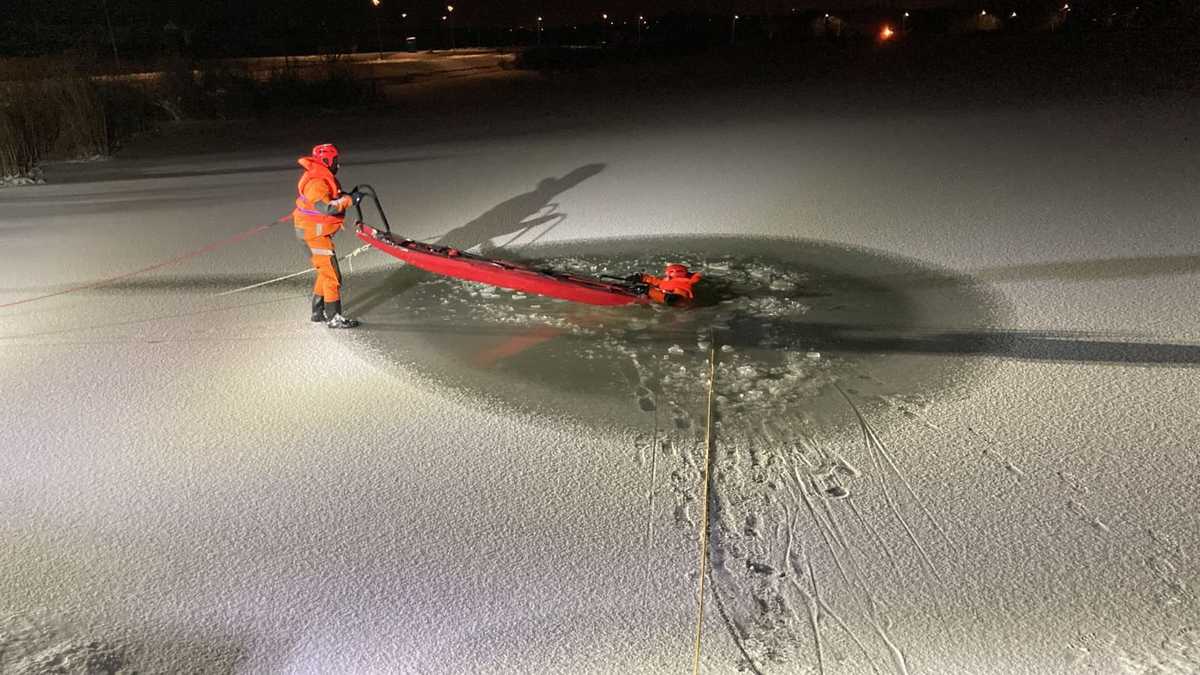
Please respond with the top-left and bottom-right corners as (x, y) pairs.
(432, 163), (605, 252)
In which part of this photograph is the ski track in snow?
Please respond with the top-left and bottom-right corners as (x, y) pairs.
(839, 385), (959, 558)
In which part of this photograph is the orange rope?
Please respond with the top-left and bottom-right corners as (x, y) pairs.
(0, 214), (290, 310)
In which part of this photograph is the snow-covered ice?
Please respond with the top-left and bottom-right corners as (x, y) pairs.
(1, 84), (1199, 674)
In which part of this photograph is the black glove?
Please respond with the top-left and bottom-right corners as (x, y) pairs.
(348, 190), (366, 204)
(624, 273), (645, 284)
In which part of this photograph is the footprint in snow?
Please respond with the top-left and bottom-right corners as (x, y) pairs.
(824, 485), (850, 499)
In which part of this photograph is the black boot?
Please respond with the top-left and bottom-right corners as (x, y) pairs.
(310, 295), (326, 323)
(324, 300), (359, 329)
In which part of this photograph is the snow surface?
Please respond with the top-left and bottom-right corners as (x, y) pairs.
(1, 81), (1199, 674)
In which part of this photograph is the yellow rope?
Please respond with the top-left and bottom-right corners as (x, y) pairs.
(692, 340), (718, 675)
(215, 244), (375, 297)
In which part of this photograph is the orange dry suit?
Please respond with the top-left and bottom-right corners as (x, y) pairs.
(639, 271), (702, 305)
(293, 157), (354, 303)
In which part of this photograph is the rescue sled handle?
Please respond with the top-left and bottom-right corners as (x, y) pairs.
(349, 184), (391, 234)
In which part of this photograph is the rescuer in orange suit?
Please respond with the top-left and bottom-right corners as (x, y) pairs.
(293, 143), (362, 328)
(629, 263), (703, 305)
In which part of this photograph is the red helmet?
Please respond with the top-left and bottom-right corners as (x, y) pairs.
(311, 143), (340, 169)
(664, 263), (690, 279)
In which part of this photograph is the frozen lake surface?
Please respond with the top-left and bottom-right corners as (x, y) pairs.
(2, 80), (1198, 673)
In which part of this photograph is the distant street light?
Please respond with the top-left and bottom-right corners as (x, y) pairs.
(637, 15), (644, 44)
(731, 14), (738, 45)
(371, 0), (384, 60)
(447, 4), (455, 48)
(536, 16), (543, 45)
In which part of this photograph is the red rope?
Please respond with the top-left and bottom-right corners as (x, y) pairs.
(0, 214), (292, 310)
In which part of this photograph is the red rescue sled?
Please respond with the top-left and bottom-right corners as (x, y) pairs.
(350, 184), (646, 306)
(350, 185), (700, 307)
(356, 224), (645, 306)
